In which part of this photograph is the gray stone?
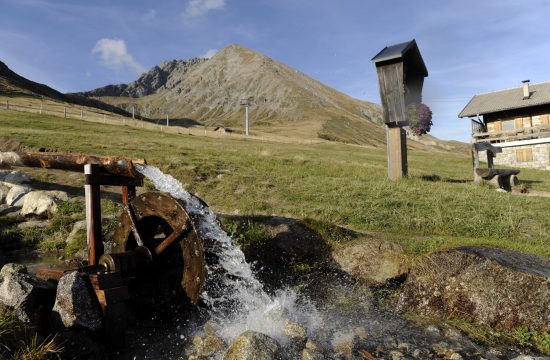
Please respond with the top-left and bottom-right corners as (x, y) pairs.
(224, 330), (280, 360)
(399, 247), (550, 332)
(0, 204), (20, 217)
(17, 219), (50, 229)
(0, 169), (10, 181)
(6, 184), (31, 206)
(425, 325), (442, 337)
(332, 240), (408, 286)
(51, 271), (102, 331)
(0, 271), (55, 323)
(0, 263), (28, 278)
(21, 190), (69, 217)
(0, 183), (8, 204)
(4, 171), (30, 185)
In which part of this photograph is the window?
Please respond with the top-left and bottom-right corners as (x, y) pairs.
(502, 119), (515, 131)
(516, 148), (533, 162)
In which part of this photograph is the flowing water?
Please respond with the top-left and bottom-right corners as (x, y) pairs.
(135, 165), (321, 345)
(133, 165), (530, 359)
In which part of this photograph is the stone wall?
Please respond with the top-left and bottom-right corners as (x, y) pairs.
(494, 142), (550, 170)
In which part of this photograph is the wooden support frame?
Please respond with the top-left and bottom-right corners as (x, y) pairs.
(85, 164), (104, 265)
(387, 126), (408, 179)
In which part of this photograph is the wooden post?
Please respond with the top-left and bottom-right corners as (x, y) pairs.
(103, 114), (106, 123)
(6, 99), (8, 110)
(121, 186), (136, 206)
(80, 110), (83, 119)
(85, 164), (104, 265)
(387, 126), (408, 179)
(64, 106), (67, 118)
(472, 144), (481, 183)
(39, 101), (43, 114)
(132, 106), (135, 120)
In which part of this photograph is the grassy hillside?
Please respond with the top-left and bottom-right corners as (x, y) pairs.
(0, 109), (548, 257)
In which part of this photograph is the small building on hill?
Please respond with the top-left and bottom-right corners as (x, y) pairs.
(459, 80), (550, 170)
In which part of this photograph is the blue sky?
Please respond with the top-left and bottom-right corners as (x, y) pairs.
(1, 0), (550, 142)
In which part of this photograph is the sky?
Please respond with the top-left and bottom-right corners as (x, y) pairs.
(1, 0), (550, 142)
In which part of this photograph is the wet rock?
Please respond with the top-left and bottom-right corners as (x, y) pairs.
(204, 319), (222, 337)
(302, 339), (324, 360)
(193, 334), (226, 357)
(224, 330), (280, 360)
(389, 350), (405, 360)
(0, 263), (28, 278)
(51, 271), (102, 331)
(284, 320), (307, 357)
(399, 247), (550, 332)
(354, 326), (368, 340)
(4, 170), (30, 185)
(302, 348), (324, 360)
(20, 190), (68, 217)
(332, 332), (357, 360)
(0, 270), (56, 323)
(6, 184), (31, 206)
(331, 240), (408, 286)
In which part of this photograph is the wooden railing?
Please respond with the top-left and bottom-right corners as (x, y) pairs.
(472, 124), (550, 143)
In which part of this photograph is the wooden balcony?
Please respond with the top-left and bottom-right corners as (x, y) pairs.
(472, 124), (550, 143)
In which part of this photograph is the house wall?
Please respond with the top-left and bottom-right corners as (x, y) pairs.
(485, 106), (550, 132)
(494, 143), (550, 170)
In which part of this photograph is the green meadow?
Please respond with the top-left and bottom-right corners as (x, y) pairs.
(1, 109), (549, 257)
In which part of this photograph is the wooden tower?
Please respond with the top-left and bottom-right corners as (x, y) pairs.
(372, 39), (428, 179)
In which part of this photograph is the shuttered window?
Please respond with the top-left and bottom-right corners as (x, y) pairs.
(516, 148), (533, 162)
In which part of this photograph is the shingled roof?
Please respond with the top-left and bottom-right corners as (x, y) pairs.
(459, 81), (550, 118)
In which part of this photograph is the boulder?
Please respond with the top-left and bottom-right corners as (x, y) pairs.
(0, 169), (10, 181)
(331, 240), (408, 286)
(20, 190), (69, 217)
(0, 263), (28, 278)
(398, 247), (550, 332)
(0, 183), (8, 204)
(193, 334), (226, 357)
(6, 184), (31, 206)
(0, 269), (56, 323)
(4, 170), (30, 185)
(51, 271), (102, 331)
(224, 330), (280, 360)
(262, 217), (325, 260)
(0, 204), (20, 217)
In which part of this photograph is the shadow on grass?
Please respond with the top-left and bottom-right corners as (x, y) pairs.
(419, 174), (470, 184)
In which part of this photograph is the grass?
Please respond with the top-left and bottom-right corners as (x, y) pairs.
(0, 109), (549, 258)
(0, 197), (120, 257)
(0, 308), (62, 360)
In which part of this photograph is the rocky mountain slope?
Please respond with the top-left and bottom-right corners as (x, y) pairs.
(77, 44), (388, 145)
(0, 60), (138, 118)
(78, 58), (206, 98)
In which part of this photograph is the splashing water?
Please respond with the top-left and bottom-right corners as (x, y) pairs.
(135, 164), (321, 344)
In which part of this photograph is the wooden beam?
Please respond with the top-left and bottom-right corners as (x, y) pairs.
(85, 164), (104, 265)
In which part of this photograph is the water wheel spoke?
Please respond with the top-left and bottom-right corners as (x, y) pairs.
(154, 223), (190, 256)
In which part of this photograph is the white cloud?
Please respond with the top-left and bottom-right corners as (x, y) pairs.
(200, 48), (218, 59)
(91, 38), (145, 75)
(183, 0), (225, 18)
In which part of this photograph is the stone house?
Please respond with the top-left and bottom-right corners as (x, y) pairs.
(459, 80), (550, 170)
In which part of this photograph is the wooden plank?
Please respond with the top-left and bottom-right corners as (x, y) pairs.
(35, 267), (67, 282)
(88, 272), (124, 290)
(376, 62), (406, 125)
(85, 174), (143, 187)
(475, 168), (520, 179)
(94, 286), (129, 305)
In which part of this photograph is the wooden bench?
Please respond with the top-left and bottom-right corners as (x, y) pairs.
(475, 168), (520, 191)
(472, 142), (520, 191)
